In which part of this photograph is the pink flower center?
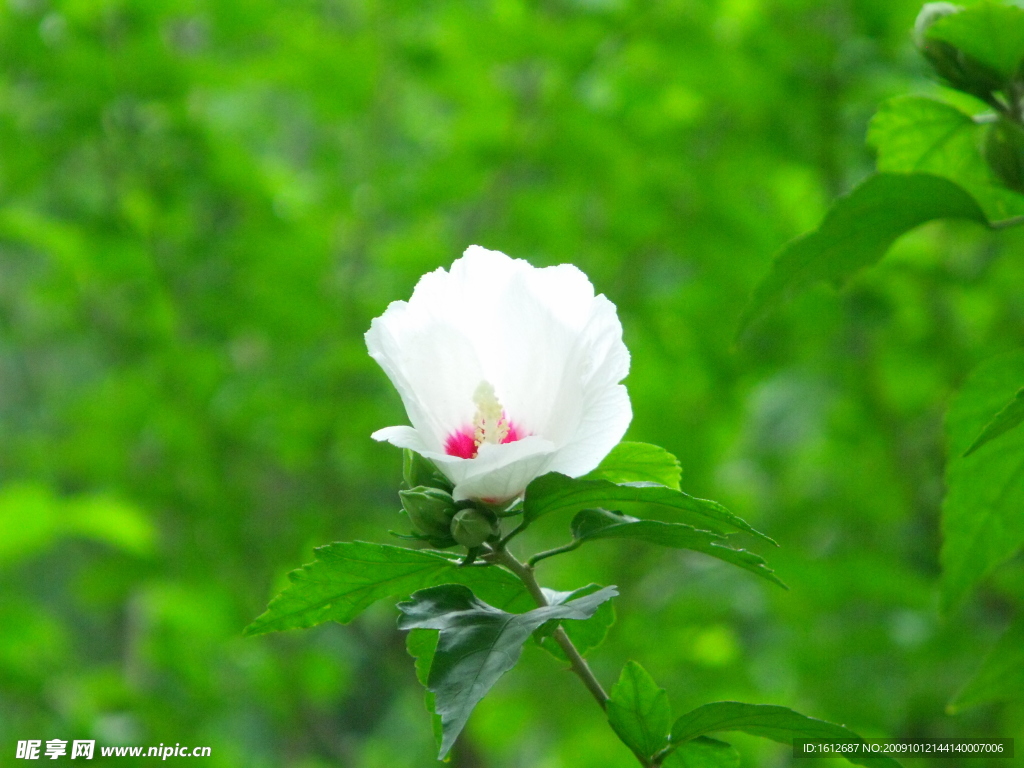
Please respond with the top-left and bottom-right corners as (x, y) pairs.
(443, 381), (526, 459)
(445, 421), (525, 459)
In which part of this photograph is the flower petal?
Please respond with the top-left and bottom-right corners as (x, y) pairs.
(547, 384), (632, 478)
(447, 436), (557, 502)
(370, 425), (433, 454)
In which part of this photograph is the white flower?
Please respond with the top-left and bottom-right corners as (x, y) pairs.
(365, 245), (632, 503)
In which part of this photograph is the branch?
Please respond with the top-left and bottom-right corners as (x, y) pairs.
(488, 546), (609, 709)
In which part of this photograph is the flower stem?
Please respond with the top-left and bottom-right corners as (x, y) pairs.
(497, 520), (529, 548)
(527, 540), (581, 567)
(490, 544), (655, 767)
(489, 545), (610, 709)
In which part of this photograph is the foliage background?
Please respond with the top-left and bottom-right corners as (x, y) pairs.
(1, 0), (1022, 765)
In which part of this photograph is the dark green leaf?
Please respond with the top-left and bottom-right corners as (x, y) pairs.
(406, 629), (443, 751)
(523, 473), (773, 544)
(571, 508), (786, 588)
(737, 173), (988, 336)
(963, 386), (1024, 456)
(534, 584), (616, 660)
(943, 353), (1024, 611)
(868, 96), (1024, 221)
(669, 702), (901, 768)
(583, 441), (682, 489)
(928, 0), (1024, 82)
(398, 583), (618, 758)
(607, 661), (672, 760)
(948, 613), (1024, 712)
(244, 541), (531, 635)
(663, 737), (740, 768)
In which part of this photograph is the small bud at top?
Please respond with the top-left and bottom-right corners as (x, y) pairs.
(913, 2), (1006, 97)
(913, 3), (961, 49)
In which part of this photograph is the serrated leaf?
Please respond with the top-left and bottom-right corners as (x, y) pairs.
(948, 613), (1024, 712)
(523, 473), (773, 544)
(868, 96), (1024, 221)
(245, 541), (531, 635)
(406, 629), (444, 751)
(963, 386), (1024, 456)
(663, 737), (740, 768)
(669, 702), (901, 768)
(398, 583), (618, 759)
(584, 441), (682, 490)
(607, 661), (672, 760)
(534, 584), (616, 660)
(942, 353), (1024, 611)
(570, 508), (786, 588)
(737, 173), (988, 336)
(929, 0), (1024, 81)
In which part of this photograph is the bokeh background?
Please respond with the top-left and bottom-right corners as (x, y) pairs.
(2, 0), (1023, 765)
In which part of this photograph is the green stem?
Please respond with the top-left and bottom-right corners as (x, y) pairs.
(488, 545), (654, 768)
(991, 214), (1024, 230)
(489, 546), (610, 709)
(497, 520), (529, 548)
(527, 540), (581, 567)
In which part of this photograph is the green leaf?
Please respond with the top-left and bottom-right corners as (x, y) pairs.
(942, 353), (1024, 611)
(244, 542), (531, 635)
(870, 97), (982, 179)
(63, 495), (157, 558)
(397, 583), (618, 759)
(669, 702), (901, 768)
(534, 584), (616, 660)
(868, 96), (1024, 221)
(663, 737), (740, 768)
(0, 483), (156, 566)
(570, 508), (786, 588)
(928, 0), (1024, 82)
(523, 473), (774, 544)
(607, 661), (672, 761)
(948, 613), (1024, 712)
(406, 629), (444, 751)
(963, 386), (1024, 456)
(584, 441), (682, 490)
(737, 173), (988, 336)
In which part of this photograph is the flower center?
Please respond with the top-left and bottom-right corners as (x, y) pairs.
(444, 381), (524, 459)
(472, 381), (508, 446)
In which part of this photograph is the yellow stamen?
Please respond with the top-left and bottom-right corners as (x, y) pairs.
(473, 381), (509, 446)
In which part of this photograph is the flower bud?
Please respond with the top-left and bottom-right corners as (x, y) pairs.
(913, 3), (961, 49)
(914, 3), (1006, 97)
(400, 486), (458, 539)
(449, 508), (498, 549)
(403, 449), (454, 492)
(985, 118), (1024, 194)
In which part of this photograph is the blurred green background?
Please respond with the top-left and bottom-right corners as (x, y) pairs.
(1, 0), (1023, 765)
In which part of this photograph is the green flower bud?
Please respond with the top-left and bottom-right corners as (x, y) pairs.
(402, 449), (454, 492)
(914, 3), (1006, 97)
(985, 118), (1024, 194)
(913, 3), (961, 50)
(400, 486), (458, 538)
(449, 508), (498, 549)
